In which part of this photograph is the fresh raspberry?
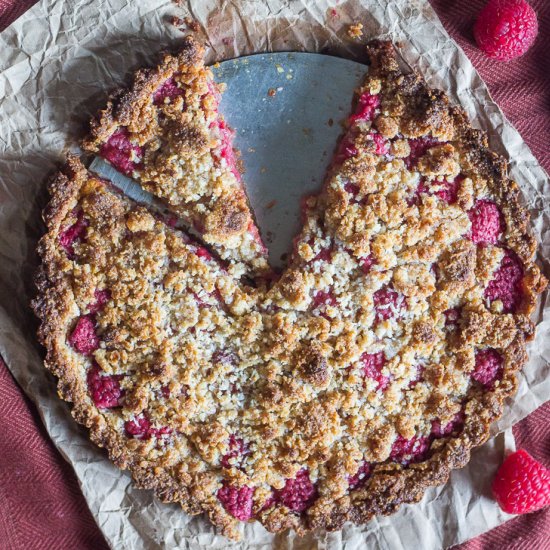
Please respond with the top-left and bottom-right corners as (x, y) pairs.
(348, 461), (372, 490)
(124, 414), (152, 439)
(217, 483), (255, 521)
(485, 249), (524, 313)
(89, 289), (110, 314)
(100, 129), (143, 176)
(274, 469), (318, 513)
(349, 92), (380, 124)
(87, 365), (123, 409)
(474, 0), (538, 62)
(69, 315), (99, 355)
(221, 435), (249, 468)
(472, 348), (504, 388)
(373, 287), (406, 322)
(360, 254), (376, 275)
(492, 449), (550, 514)
(469, 199), (504, 245)
(431, 411), (465, 438)
(390, 435), (431, 465)
(361, 351), (390, 391)
(153, 76), (185, 105)
(404, 136), (440, 169)
(59, 210), (88, 257)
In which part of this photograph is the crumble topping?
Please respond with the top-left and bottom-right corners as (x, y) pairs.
(33, 39), (546, 540)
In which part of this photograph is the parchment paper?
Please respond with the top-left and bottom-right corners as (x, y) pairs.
(0, 0), (549, 548)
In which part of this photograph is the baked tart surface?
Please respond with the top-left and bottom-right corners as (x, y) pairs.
(33, 39), (546, 539)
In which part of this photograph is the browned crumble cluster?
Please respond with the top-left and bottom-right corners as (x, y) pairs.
(33, 40), (546, 540)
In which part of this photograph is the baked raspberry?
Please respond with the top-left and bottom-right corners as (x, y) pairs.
(124, 414), (152, 439)
(432, 411), (465, 438)
(390, 435), (431, 465)
(312, 290), (337, 309)
(217, 482), (255, 521)
(348, 461), (372, 490)
(474, 0), (538, 61)
(349, 92), (380, 123)
(404, 136), (440, 169)
(69, 315), (99, 355)
(444, 307), (461, 328)
(274, 469), (318, 513)
(153, 76), (185, 105)
(216, 120), (240, 179)
(360, 254), (376, 274)
(485, 249), (524, 312)
(472, 348), (504, 388)
(59, 211), (88, 257)
(408, 364), (425, 388)
(361, 351), (390, 391)
(160, 385), (171, 398)
(87, 365), (123, 409)
(89, 289), (110, 314)
(195, 246), (213, 261)
(374, 287), (406, 322)
(100, 129), (143, 176)
(212, 349), (238, 366)
(434, 176), (462, 204)
(344, 182), (360, 198)
(312, 247), (333, 263)
(334, 133), (358, 165)
(221, 435), (249, 468)
(469, 199), (504, 245)
(492, 449), (550, 514)
(371, 132), (389, 155)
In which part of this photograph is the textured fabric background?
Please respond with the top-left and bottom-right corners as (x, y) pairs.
(0, 1), (549, 549)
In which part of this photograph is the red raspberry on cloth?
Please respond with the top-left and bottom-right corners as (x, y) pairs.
(469, 199), (504, 244)
(492, 449), (550, 514)
(217, 483), (255, 521)
(69, 315), (99, 355)
(86, 365), (123, 409)
(273, 469), (318, 513)
(474, 0), (538, 61)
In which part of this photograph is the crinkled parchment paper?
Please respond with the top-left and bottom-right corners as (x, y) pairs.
(0, 0), (549, 548)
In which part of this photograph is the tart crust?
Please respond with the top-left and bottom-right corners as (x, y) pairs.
(33, 40), (547, 540)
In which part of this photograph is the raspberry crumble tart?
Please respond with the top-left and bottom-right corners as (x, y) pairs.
(33, 40), (546, 539)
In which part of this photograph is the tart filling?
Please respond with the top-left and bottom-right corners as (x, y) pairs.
(34, 39), (546, 539)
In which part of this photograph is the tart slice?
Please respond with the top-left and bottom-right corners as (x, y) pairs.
(81, 36), (268, 279)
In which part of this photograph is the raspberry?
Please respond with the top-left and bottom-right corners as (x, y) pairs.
(153, 76), (185, 105)
(360, 254), (376, 275)
(492, 449), (550, 514)
(344, 182), (360, 198)
(59, 210), (88, 257)
(348, 461), (372, 490)
(349, 92), (380, 124)
(69, 315), (99, 355)
(100, 129), (143, 176)
(195, 246), (213, 261)
(89, 289), (110, 314)
(371, 132), (389, 156)
(431, 411), (465, 438)
(408, 364), (425, 388)
(469, 199), (504, 245)
(124, 414), (152, 439)
(472, 348), (504, 388)
(312, 247), (332, 263)
(404, 136), (440, 169)
(361, 351), (390, 391)
(334, 132), (359, 165)
(474, 0), (538, 61)
(373, 287), (406, 322)
(87, 365), (123, 409)
(312, 290), (337, 309)
(444, 307), (461, 329)
(221, 435), (249, 468)
(485, 249), (524, 313)
(390, 435), (431, 465)
(217, 483), (255, 521)
(216, 120), (240, 179)
(434, 176), (462, 204)
(274, 469), (318, 513)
